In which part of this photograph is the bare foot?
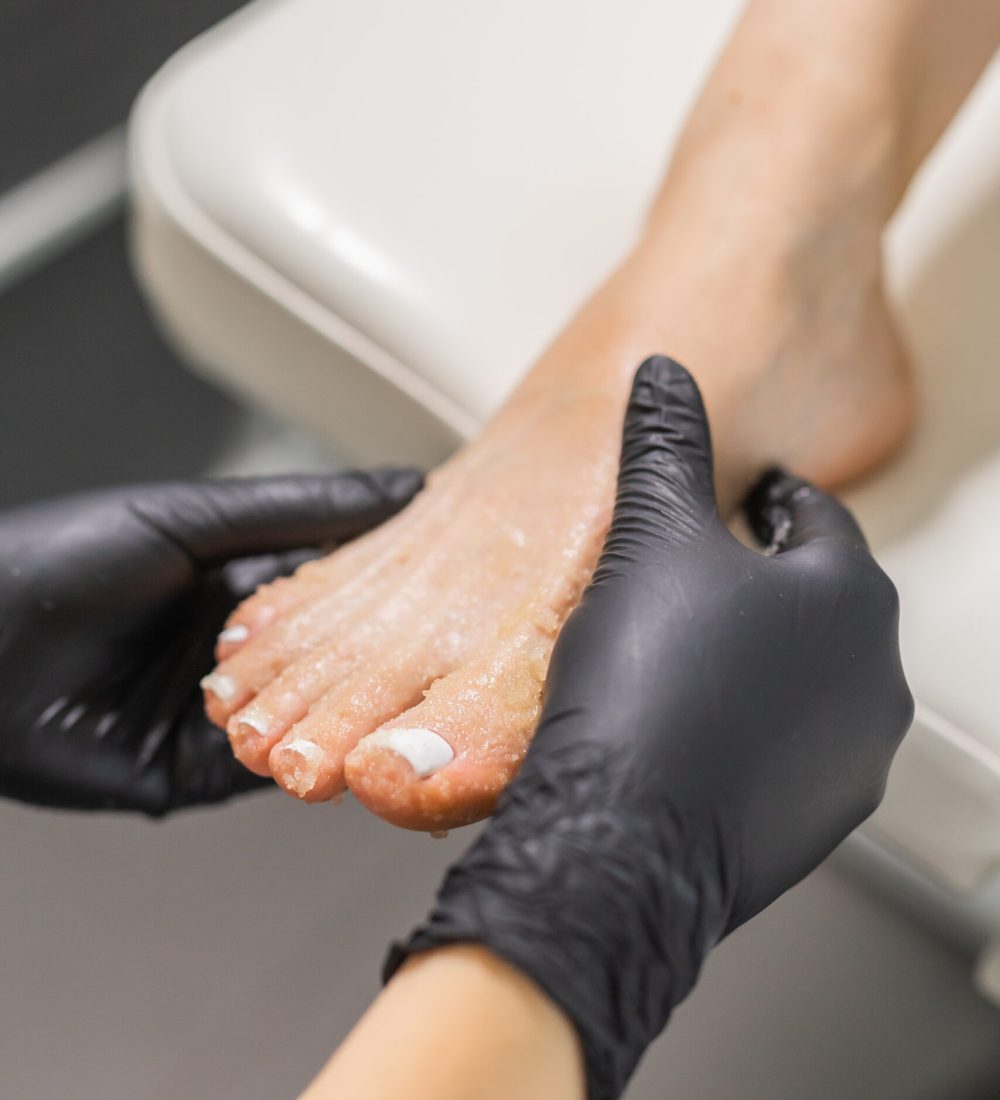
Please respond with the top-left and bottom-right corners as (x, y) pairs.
(203, 392), (618, 827)
(203, 89), (915, 831)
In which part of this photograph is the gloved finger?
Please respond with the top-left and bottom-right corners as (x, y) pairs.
(607, 356), (719, 553)
(132, 469), (423, 566)
(744, 468), (868, 555)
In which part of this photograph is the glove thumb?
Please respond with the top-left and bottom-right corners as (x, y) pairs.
(609, 356), (719, 553)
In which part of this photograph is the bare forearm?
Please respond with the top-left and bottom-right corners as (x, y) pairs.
(300, 946), (585, 1100)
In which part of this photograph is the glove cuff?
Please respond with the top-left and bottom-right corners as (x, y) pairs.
(384, 743), (730, 1100)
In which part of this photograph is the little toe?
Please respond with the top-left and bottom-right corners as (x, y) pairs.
(214, 528), (391, 656)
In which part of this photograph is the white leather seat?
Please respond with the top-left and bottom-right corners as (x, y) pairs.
(129, 0), (1000, 920)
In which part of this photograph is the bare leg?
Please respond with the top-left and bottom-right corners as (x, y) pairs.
(204, 0), (1000, 831)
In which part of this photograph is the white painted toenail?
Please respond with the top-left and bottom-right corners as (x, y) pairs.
(218, 624), (249, 644)
(365, 728), (454, 777)
(238, 706), (271, 737)
(200, 673), (238, 703)
(281, 738), (324, 795)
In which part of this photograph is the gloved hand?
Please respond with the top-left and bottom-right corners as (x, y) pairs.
(0, 471), (421, 816)
(386, 357), (912, 1100)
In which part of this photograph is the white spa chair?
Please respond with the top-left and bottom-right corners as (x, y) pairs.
(131, 0), (1000, 1015)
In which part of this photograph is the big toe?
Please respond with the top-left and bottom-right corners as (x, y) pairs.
(345, 627), (552, 831)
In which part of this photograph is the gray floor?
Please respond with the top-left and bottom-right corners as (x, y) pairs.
(2, 793), (1000, 1100)
(1, 216), (999, 1099)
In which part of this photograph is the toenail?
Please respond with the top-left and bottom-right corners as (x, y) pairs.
(218, 624), (249, 644)
(279, 737), (324, 795)
(236, 706), (271, 738)
(364, 728), (454, 778)
(200, 672), (238, 703)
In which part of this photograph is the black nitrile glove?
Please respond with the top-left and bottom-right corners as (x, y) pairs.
(0, 471), (421, 816)
(387, 357), (912, 1100)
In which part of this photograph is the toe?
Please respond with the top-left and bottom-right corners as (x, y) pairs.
(344, 625), (553, 831)
(268, 646), (455, 803)
(212, 485), (444, 663)
(214, 535), (378, 655)
(214, 574), (309, 660)
(215, 621), (252, 661)
(226, 628), (390, 774)
(203, 490), (458, 725)
(202, 559), (396, 726)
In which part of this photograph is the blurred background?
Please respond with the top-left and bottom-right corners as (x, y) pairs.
(2, 2), (1000, 1098)
(2, 0), (240, 508)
